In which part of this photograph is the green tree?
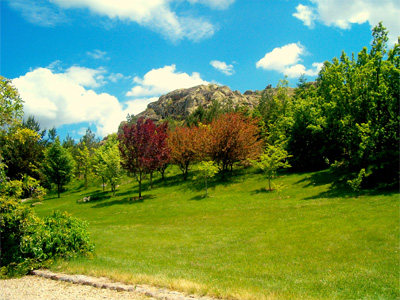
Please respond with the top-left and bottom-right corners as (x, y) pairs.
(93, 134), (122, 196)
(287, 79), (326, 170)
(316, 23), (399, 185)
(1, 127), (44, 180)
(196, 161), (219, 197)
(47, 127), (58, 145)
(250, 144), (291, 191)
(22, 116), (47, 140)
(80, 127), (99, 153)
(0, 76), (24, 174)
(42, 139), (74, 198)
(0, 76), (24, 134)
(256, 78), (294, 146)
(76, 143), (91, 189)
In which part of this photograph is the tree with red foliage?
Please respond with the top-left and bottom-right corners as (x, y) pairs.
(118, 118), (170, 198)
(206, 112), (263, 173)
(143, 121), (170, 188)
(168, 125), (206, 180)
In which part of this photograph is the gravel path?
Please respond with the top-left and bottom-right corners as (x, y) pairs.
(0, 276), (151, 300)
(0, 271), (217, 300)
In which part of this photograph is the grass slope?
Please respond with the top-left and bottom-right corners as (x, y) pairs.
(32, 167), (399, 299)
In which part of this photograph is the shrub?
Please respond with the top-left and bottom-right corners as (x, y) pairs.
(0, 197), (94, 277)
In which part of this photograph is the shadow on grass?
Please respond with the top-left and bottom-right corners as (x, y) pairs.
(252, 187), (274, 195)
(294, 169), (398, 200)
(190, 195), (206, 201)
(91, 194), (155, 208)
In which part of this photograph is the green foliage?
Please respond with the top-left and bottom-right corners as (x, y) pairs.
(42, 139), (75, 198)
(347, 168), (367, 192)
(256, 78), (294, 146)
(0, 197), (94, 277)
(288, 23), (399, 187)
(1, 175), (46, 201)
(0, 127), (44, 180)
(249, 144), (291, 191)
(76, 143), (91, 189)
(0, 76), (24, 133)
(196, 161), (219, 197)
(93, 134), (123, 196)
(287, 80), (327, 170)
(80, 127), (100, 153)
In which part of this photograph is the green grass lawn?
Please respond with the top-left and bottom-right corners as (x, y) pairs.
(31, 167), (399, 299)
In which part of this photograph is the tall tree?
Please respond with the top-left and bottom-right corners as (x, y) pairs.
(76, 143), (91, 189)
(206, 112), (263, 173)
(118, 118), (167, 198)
(93, 134), (122, 196)
(168, 125), (205, 180)
(80, 127), (99, 153)
(47, 127), (58, 144)
(0, 76), (24, 134)
(42, 139), (74, 198)
(142, 121), (170, 188)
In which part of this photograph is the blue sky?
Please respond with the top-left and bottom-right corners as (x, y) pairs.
(2, 0), (399, 141)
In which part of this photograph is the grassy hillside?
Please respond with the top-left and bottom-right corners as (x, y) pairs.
(31, 166), (399, 300)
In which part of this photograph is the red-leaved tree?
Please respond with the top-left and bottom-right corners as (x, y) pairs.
(143, 121), (170, 188)
(206, 112), (263, 173)
(118, 118), (170, 198)
(168, 125), (206, 180)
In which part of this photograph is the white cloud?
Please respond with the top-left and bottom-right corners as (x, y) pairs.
(12, 67), (126, 137)
(126, 65), (208, 97)
(284, 62), (323, 78)
(293, 4), (316, 28)
(61, 66), (107, 88)
(7, 0), (66, 26)
(124, 97), (159, 116)
(256, 43), (322, 78)
(46, 0), (217, 42)
(295, 0), (400, 43)
(108, 73), (126, 83)
(256, 43), (304, 71)
(210, 60), (235, 75)
(187, 0), (235, 10)
(87, 50), (109, 60)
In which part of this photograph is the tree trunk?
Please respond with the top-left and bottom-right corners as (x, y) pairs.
(57, 184), (61, 198)
(183, 163), (189, 181)
(159, 167), (165, 181)
(150, 172), (153, 189)
(138, 175), (142, 198)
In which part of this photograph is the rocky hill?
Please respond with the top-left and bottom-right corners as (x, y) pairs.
(135, 84), (266, 122)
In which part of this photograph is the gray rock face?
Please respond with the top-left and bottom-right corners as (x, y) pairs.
(136, 84), (262, 121)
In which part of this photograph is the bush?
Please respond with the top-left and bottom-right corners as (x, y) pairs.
(0, 197), (94, 277)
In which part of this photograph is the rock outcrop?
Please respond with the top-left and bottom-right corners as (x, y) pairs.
(135, 84), (264, 122)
